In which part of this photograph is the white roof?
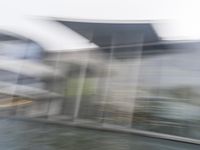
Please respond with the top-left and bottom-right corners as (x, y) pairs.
(0, 81), (61, 99)
(0, 56), (62, 78)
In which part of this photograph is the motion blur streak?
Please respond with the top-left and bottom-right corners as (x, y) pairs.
(0, 0), (200, 149)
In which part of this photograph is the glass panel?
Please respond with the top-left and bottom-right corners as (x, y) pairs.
(133, 48), (200, 139)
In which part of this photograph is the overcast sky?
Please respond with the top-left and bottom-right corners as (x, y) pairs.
(0, 0), (200, 50)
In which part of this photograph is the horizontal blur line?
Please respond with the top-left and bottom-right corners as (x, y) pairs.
(2, 116), (200, 145)
(46, 40), (200, 53)
(45, 16), (161, 24)
(0, 100), (32, 108)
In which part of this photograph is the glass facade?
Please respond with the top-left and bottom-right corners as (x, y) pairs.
(1, 24), (200, 142)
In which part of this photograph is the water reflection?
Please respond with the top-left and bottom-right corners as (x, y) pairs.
(0, 119), (199, 150)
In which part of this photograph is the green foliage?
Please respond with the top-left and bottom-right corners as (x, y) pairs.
(65, 78), (95, 96)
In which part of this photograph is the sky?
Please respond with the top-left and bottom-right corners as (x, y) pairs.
(0, 0), (200, 50)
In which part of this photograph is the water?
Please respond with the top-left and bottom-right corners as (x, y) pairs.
(0, 119), (199, 150)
